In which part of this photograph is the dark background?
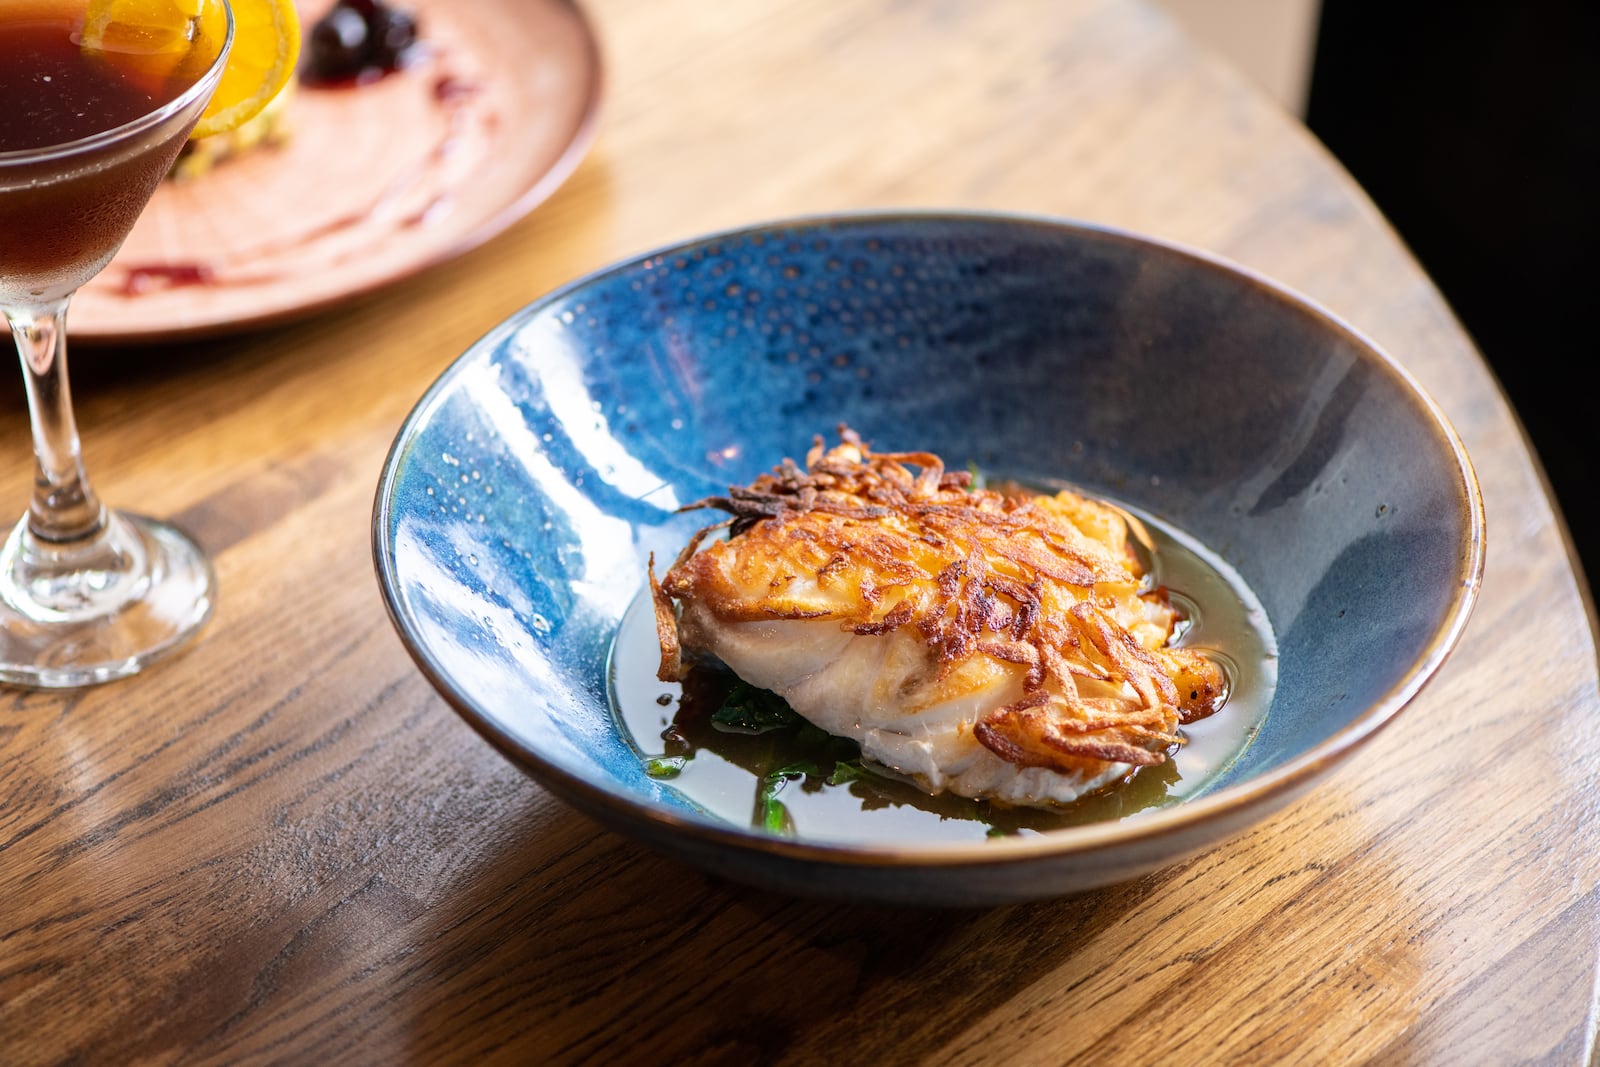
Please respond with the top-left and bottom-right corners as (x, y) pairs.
(1304, 0), (1599, 587)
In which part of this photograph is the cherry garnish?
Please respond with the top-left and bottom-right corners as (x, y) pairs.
(301, 0), (420, 86)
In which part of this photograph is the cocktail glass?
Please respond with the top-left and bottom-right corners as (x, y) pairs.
(0, 3), (234, 687)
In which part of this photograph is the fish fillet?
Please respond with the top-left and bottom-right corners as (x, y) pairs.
(652, 430), (1224, 808)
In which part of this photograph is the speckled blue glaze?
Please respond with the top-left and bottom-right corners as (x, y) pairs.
(373, 212), (1484, 905)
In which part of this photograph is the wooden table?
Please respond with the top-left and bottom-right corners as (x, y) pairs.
(4, 0), (1597, 1062)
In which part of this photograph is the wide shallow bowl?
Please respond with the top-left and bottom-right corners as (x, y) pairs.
(373, 211), (1484, 906)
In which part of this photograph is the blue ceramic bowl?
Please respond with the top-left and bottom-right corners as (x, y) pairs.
(373, 212), (1484, 905)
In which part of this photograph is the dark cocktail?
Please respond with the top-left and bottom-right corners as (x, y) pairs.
(0, 0), (233, 686)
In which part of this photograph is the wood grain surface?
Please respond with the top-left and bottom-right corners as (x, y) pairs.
(3, 0), (1597, 1063)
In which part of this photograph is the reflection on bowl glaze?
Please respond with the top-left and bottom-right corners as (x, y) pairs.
(372, 211), (1484, 905)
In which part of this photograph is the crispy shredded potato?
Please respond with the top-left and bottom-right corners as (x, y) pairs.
(651, 429), (1226, 805)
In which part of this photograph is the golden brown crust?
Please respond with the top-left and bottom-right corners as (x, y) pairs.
(657, 429), (1226, 774)
(1163, 645), (1230, 723)
(648, 554), (682, 683)
(652, 521), (732, 682)
(973, 697), (1174, 769)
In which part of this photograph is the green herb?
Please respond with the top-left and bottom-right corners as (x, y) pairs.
(966, 461), (987, 491)
(762, 799), (794, 835)
(770, 759), (823, 779)
(710, 680), (805, 734)
(758, 759), (821, 835)
(826, 759), (878, 786)
(644, 756), (687, 779)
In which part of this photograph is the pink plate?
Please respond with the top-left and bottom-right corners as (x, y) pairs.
(72, 0), (601, 342)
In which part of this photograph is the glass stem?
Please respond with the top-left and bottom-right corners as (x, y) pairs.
(7, 300), (107, 545)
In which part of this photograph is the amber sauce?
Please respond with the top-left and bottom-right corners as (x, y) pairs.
(608, 497), (1278, 845)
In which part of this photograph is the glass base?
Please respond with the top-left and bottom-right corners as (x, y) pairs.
(0, 511), (215, 688)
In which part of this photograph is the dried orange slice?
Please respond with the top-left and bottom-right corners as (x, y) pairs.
(190, 0), (299, 137)
(80, 0), (213, 85)
(81, 0), (300, 138)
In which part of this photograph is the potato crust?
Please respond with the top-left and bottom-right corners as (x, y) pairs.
(652, 429), (1225, 783)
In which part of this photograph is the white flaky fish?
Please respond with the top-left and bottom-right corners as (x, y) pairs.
(652, 430), (1224, 809)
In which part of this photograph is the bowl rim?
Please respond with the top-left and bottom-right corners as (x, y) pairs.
(372, 207), (1487, 870)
